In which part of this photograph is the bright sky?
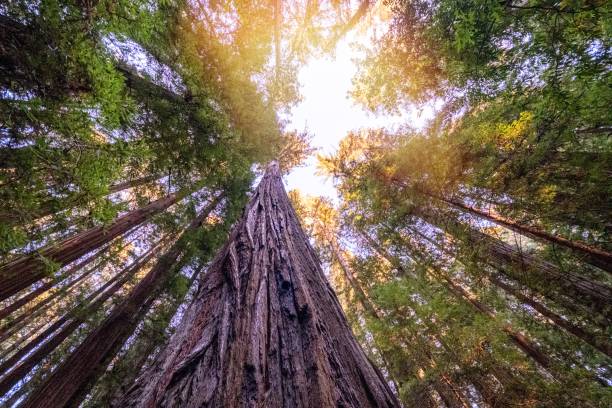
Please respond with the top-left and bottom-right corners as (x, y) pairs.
(284, 33), (435, 200)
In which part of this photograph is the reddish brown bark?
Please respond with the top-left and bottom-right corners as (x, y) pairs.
(442, 196), (612, 273)
(417, 209), (612, 315)
(22, 195), (223, 408)
(0, 192), (182, 301)
(0, 262), (99, 343)
(0, 246), (157, 396)
(386, 177), (612, 272)
(0, 244), (110, 321)
(117, 163), (400, 407)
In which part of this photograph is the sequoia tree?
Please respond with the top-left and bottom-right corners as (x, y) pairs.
(118, 162), (400, 408)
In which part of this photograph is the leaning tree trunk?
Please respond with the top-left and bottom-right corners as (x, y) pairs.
(331, 243), (472, 408)
(21, 195), (223, 408)
(0, 191), (184, 301)
(25, 174), (162, 224)
(356, 228), (553, 370)
(386, 225), (612, 358)
(439, 195), (612, 273)
(118, 162), (400, 408)
(0, 244), (158, 396)
(415, 208), (612, 316)
(0, 244), (110, 321)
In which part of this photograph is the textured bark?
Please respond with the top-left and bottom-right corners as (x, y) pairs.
(0, 246), (157, 396)
(105, 266), (204, 407)
(0, 262), (99, 343)
(0, 192), (182, 301)
(22, 195), (222, 408)
(442, 196), (612, 273)
(118, 163), (400, 408)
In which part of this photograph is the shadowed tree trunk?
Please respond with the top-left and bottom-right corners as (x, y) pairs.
(117, 162), (400, 408)
(21, 195), (223, 408)
(331, 243), (472, 408)
(0, 174), (161, 226)
(0, 244), (159, 396)
(387, 176), (612, 272)
(385, 223), (612, 358)
(0, 191), (184, 301)
(356, 227), (553, 370)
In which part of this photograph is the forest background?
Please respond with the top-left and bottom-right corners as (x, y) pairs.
(0, 0), (610, 407)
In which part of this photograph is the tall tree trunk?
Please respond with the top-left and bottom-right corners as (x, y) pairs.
(441, 195), (612, 273)
(330, 243), (380, 319)
(0, 262), (99, 343)
(117, 162), (400, 407)
(331, 242), (472, 408)
(26, 174), (162, 224)
(104, 265), (205, 407)
(352, 228), (527, 404)
(22, 195), (223, 408)
(0, 191), (183, 301)
(487, 273), (612, 357)
(0, 243), (110, 321)
(0, 245), (158, 396)
(394, 224), (612, 358)
(416, 208), (612, 316)
(356, 228), (553, 370)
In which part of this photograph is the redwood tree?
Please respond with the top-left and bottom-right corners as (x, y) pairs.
(118, 163), (400, 407)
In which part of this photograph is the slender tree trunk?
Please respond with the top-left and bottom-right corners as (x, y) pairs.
(441, 195), (612, 273)
(0, 191), (183, 301)
(327, 0), (371, 49)
(487, 273), (612, 357)
(330, 244), (380, 319)
(408, 222), (605, 322)
(363, 225), (529, 404)
(0, 244), (110, 321)
(0, 246), (158, 396)
(117, 162), (400, 407)
(22, 195), (223, 408)
(104, 265), (205, 407)
(25, 174), (162, 224)
(396, 225), (612, 358)
(0, 261), (100, 343)
(274, 0), (281, 80)
(356, 228), (553, 370)
(416, 208), (612, 315)
(332, 242), (472, 408)
(109, 174), (161, 194)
